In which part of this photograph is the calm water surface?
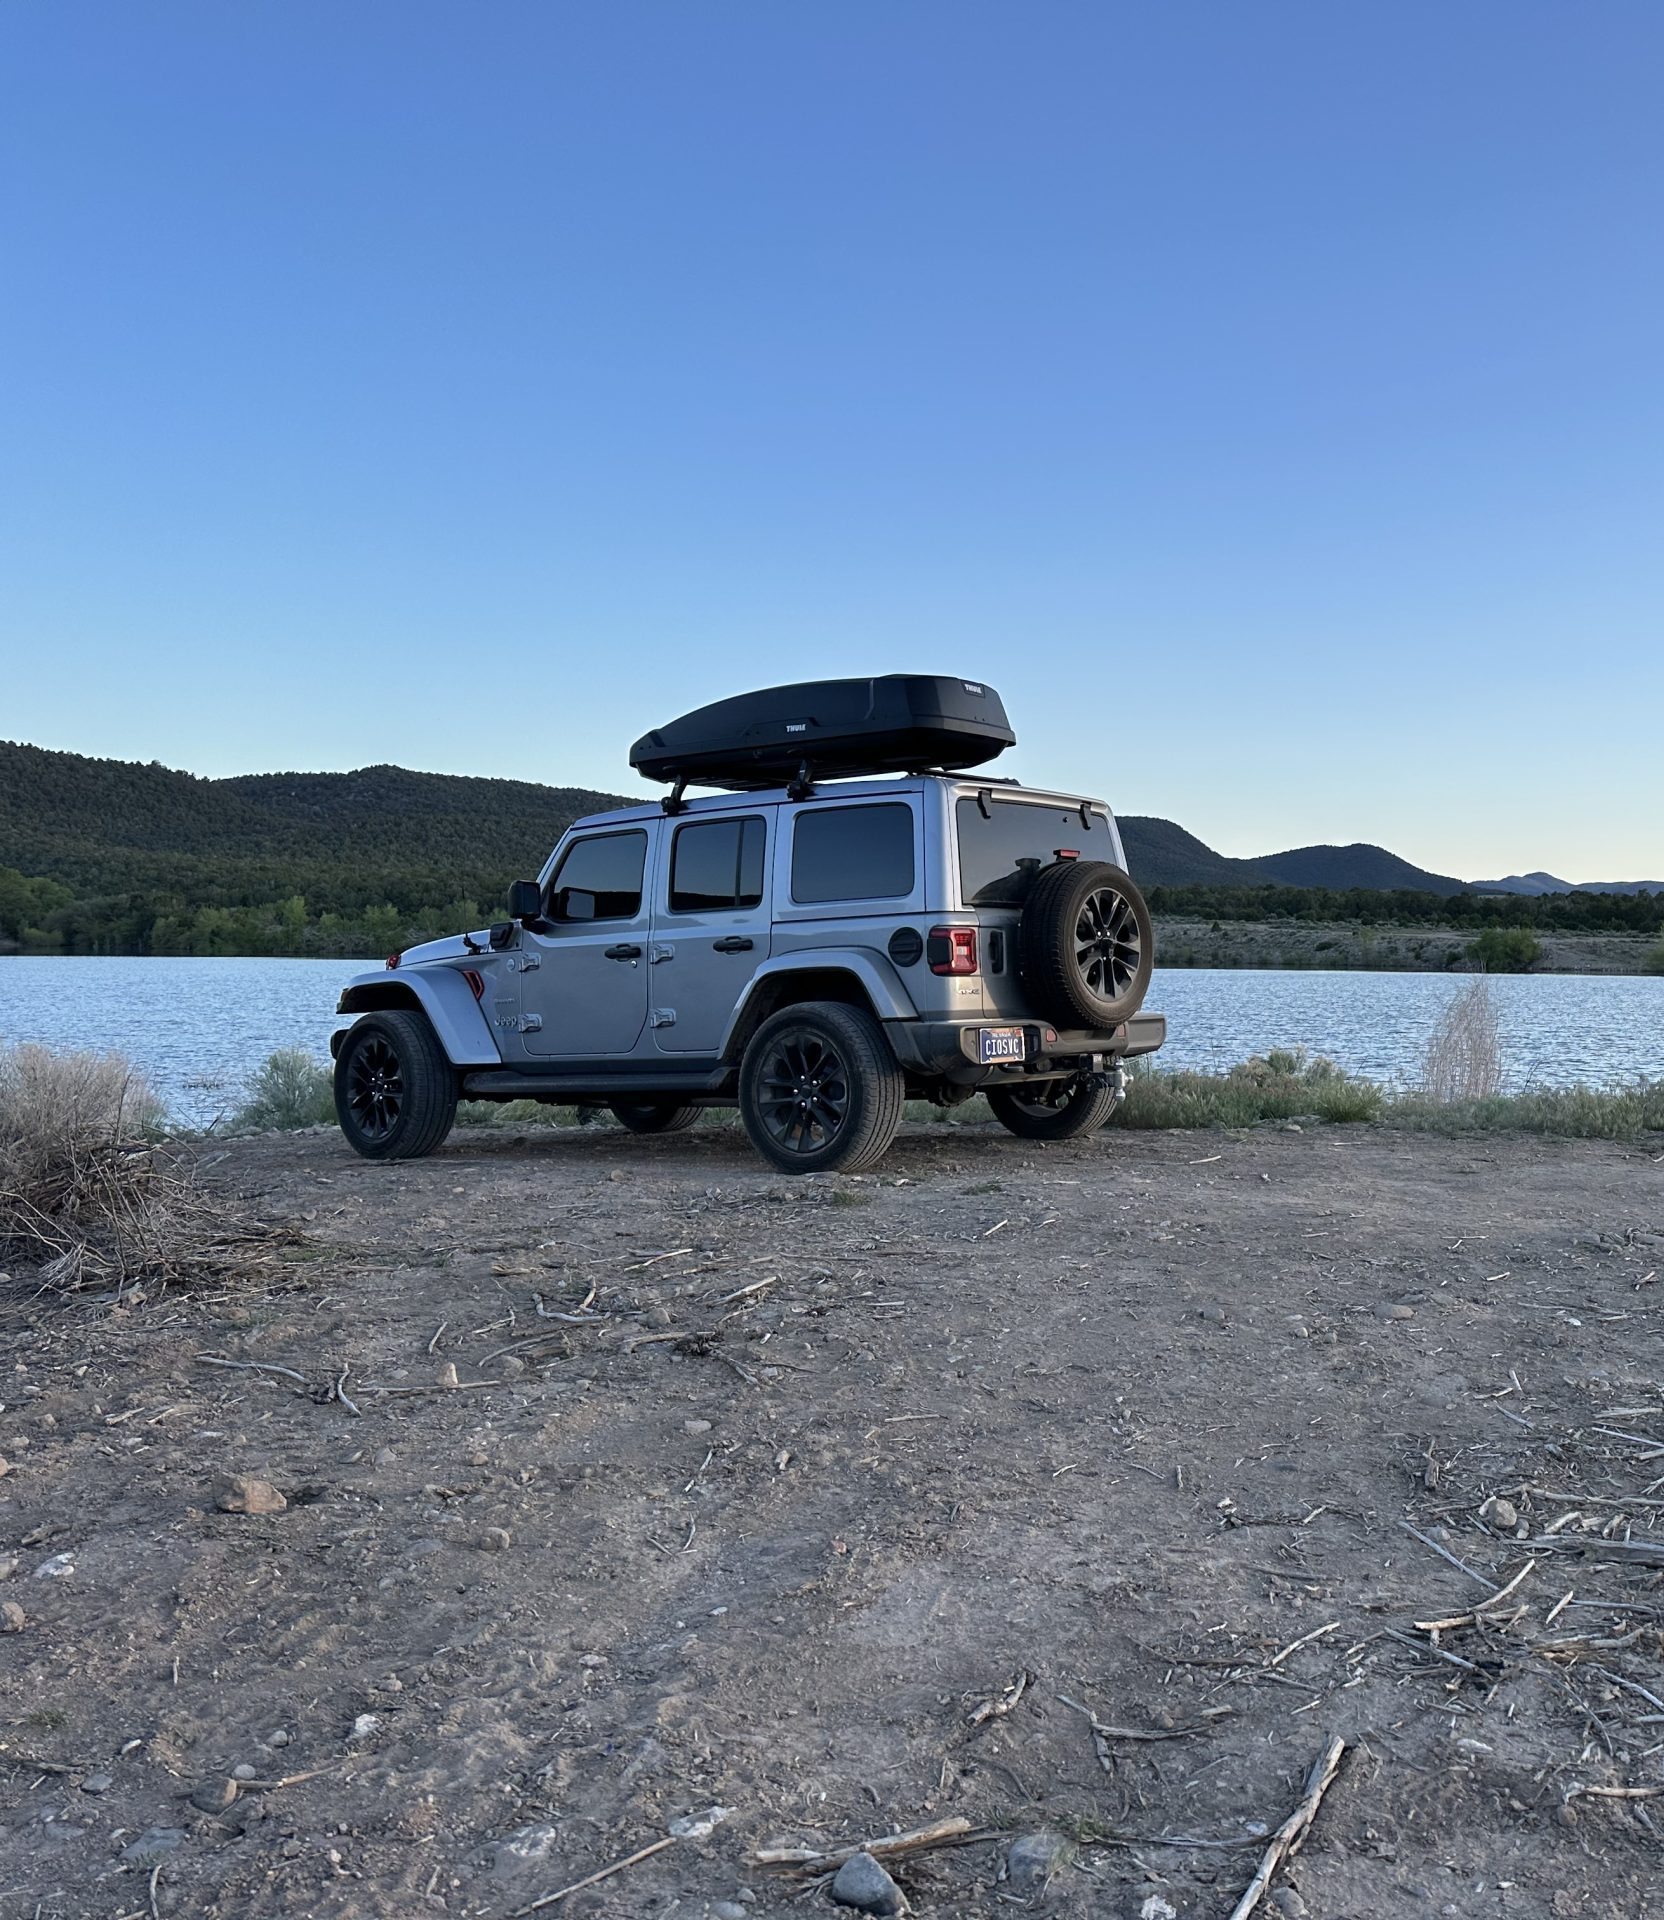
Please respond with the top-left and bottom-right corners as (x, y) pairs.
(0, 956), (1658, 1127)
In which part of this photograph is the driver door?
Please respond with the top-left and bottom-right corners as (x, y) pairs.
(519, 825), (654, 1058)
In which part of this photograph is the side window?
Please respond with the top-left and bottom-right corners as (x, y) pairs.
(548, 830), (647, 922)
(790, 802), (915, 904)
(669, 817), (767, 913)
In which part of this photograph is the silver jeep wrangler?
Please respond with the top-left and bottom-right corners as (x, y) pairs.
(331, 676), (1164, 1174)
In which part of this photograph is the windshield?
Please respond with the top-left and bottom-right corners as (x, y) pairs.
(956, 795), (1115, 906)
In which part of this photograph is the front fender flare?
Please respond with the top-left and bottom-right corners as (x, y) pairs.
(335, 967), (503, 1067)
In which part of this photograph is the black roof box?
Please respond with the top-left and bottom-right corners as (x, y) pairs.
(630, 675), (1015, 790)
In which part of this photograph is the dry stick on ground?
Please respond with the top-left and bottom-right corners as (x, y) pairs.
(1397, 1520), (1502, 1591)
(754, 1815), (977, 1870)
(967, 1669), (1031, 1729)
(195, 1354), (309, 1387)
(512, 1834), (679, 1914)
(1415, 1559), (1537, 1633)
(1267, 1621), (1341, 1669)
(1225, 1736), (1348, 1920)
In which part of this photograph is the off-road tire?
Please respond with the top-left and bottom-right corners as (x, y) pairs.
(987, 1076), (1119, 1141)
(738, 1002), (906, 1175)
(610, 1099), (701, 1135)
(1017, 860), (1154, 1029)
(334, 1010), (459, 1161)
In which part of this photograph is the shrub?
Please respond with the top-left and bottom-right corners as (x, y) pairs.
(1643, 941), (1664, 976)
(1390, 1081), (1664, 1141)
(233, 1049), (335, 1131)
(1117, 1049), (1383, 1129)
(1421, 977), (1503, 1102)
(1468, 927), (1543, 973)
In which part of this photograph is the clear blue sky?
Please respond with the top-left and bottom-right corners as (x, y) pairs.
(2, 4), (1660, 880)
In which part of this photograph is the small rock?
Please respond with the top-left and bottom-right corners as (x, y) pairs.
(1270, 1890), (1309, 1918)
(33, 1552), (75, 1578)
(1, 1600), (25, 1632)
(683, 1418), (712, 1436)
(120, 1826), (187, 1865)
(215, 1475), (287, 1515)
(481, 1526), (513, 1552)
(1375, 1303), (1415, 1321)
(372, 1446), (396, 1468)
(1136, 1897), (1178, 1920)
(267, 1729), (291, 1748)
(349, 1713), (382, 1741)
(1281, 1122), (1303, 1133)
(1006, 1829), (1076, 1891)
(645, 1305), (673, 1329)
(499, 1355), (527, 1378)
(189, 1776), (239, 1813)
(435, 1361), (461, 1390)
(80, 1772), (113, 1794)
(714, 1905), (749, 1920)
(830, 1850), (908, 1915)
(608, 1168), (626, 1182)
(0, 1454), (11, 1476)
(232, 1763), (258, 1782)
(1480, 1495), (1519, 1531)
(0, 1553), (18, 1579)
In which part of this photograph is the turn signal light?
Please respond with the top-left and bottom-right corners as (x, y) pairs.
(927, 926), (978, 975)
(385, 952), (401, 970)
(461, 968), (486, 1001)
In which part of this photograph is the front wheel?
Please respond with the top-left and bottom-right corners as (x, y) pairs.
(610, 1099), (701, 1135)
(334, 1010), (458, 1160)
(987, 1076), (1118, 1141)
(738, 1002), (905, 1174)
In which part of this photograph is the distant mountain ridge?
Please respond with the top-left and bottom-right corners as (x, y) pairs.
(1470, 871), (1664, 897)
(0, 741), (1650, 907)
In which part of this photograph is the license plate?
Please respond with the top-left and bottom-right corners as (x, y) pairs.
(978, 1026), (1026, 1065)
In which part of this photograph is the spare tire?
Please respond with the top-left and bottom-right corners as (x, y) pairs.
(1016, 860), (1154, 1028)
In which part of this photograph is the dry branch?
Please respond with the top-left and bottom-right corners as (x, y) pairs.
(754, 1816), (982, 1871)
(1226, 1736), (1348, 1920)
(513, 1834), (679, 1913)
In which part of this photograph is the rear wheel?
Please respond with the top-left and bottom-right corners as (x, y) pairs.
(334, 1010), (458, 1160)
(610, 1099), (701, 1135)
(739, 1002), (905, 1175)
(987, 1075), (1118, 1141)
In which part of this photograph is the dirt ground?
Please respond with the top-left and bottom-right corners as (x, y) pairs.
(3, 1119), (1663, 1920)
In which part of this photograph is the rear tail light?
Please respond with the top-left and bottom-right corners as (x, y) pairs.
(928, 926), (978, 975)
(461, 968), (485, 1001)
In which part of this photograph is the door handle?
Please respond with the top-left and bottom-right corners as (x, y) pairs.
(604, 944), (643, 961)
(711, 936), (754, 953)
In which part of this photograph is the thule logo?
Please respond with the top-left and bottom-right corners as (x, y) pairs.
(785, 721), (807, 734)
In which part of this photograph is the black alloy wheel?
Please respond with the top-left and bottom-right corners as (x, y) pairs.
(333, 1010), (459, 1161)
(986, 1074), (1119, 1141)
(738, 1002), (905, 1175)
(1075, 884), (1144, 1008)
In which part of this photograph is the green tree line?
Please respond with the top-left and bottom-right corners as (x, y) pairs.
(1146, 882), (1664, 936)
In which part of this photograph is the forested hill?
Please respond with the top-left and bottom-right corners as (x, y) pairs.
(0, 741), (626, 952)
(3, 742), (1653, 956)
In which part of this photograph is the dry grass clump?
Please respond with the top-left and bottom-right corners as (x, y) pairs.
(0, 1043), (290, 1291)
(1420, 977), (1504, 1102)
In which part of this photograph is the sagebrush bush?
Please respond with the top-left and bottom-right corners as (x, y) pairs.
(1117, 1049), (1383, 1129)
(1644, 941), (1664, 976)
(233, 1049), (335, 1131)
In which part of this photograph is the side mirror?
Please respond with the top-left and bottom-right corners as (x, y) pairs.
(507, 879), (543, 921)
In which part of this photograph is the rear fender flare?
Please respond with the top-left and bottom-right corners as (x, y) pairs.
(335, 968), (502, 1067)
(720, 949), (917, 1059)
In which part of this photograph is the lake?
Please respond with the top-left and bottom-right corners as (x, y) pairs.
(0, 955), (1658, 1127)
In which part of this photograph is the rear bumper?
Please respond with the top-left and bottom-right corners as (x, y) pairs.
(885, 1010), (1165, 1083)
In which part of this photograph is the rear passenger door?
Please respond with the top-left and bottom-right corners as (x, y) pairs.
(651, 810), (773, 1054)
